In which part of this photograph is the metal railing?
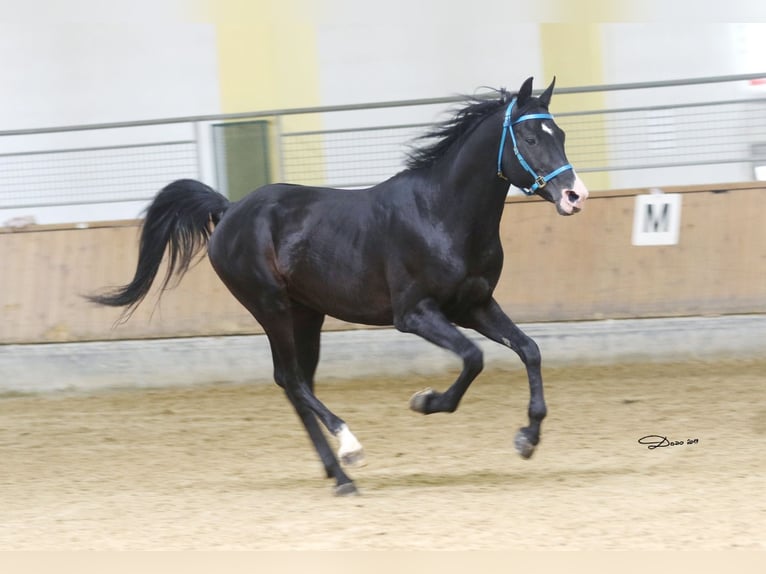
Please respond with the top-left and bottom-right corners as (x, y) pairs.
(0, 141), (197, 207)
(1, 73), (765, 216)
(559, 98), (766, 172)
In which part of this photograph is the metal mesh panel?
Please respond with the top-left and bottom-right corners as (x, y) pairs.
(280, 98), (766, 189)
(281, 125), (427, 188)
(558, 99), (766, 174)
(0, 141), (198, 208)
(2, 75), (766, 220)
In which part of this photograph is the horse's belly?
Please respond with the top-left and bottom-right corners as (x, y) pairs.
(288, 278), (394, 326)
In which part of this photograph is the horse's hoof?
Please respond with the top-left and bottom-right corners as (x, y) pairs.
(514, 429), (537, 459)
(409, 388), (435, 414)
(340, 448), (367, 468)
(334, 482), (359, 497)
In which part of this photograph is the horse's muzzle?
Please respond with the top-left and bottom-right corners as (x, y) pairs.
(557, 172), (589, 216)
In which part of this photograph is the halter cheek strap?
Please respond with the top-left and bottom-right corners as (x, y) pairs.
(496, 97), (573, 196)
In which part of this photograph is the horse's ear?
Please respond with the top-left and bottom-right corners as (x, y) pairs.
(517, 77), (534, 106)
(539, 76), (556, 108)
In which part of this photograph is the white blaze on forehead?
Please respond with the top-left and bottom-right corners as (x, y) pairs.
(541, 122), (555, 136)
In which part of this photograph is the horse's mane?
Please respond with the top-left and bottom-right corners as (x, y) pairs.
(405, 88), (513, 170)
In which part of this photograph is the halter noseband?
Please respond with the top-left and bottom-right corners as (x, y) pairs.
(496, 97), (573, 195)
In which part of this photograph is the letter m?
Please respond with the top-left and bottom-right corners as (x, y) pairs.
(632, 193), (682, 246)
(643, 202), (671, 233)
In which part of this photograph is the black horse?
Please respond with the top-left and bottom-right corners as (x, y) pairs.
(89, 77), (588, 495)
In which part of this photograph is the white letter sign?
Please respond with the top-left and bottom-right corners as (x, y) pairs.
(631, 193), (682, 246)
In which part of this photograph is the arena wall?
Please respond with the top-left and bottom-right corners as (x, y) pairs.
(1, 182), (764, 345)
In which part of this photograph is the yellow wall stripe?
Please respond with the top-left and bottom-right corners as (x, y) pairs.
(194, 0), (321, 113)
(540, 23), (610, 190)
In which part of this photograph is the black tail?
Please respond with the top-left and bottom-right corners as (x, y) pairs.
(87, 179), (230, 319)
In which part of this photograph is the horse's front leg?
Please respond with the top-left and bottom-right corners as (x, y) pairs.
(395, 299), (484, 415)
(458, 299), (546, 459)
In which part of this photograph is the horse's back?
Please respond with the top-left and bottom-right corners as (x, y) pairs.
(216, 183), (383, 243)
(207, 182), (396, 324)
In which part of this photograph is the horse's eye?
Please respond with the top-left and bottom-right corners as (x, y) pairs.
(524, 137), (536, 145)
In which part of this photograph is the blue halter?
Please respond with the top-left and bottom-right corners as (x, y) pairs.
(496, 97), (573, 195)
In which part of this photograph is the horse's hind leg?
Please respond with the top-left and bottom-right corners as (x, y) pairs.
(279, 374), (358, 495)
(266, 326), (358, 495)
(259, 307), (358, 495)
(291, 303), (365, 467)
(212, 270), (358, 494)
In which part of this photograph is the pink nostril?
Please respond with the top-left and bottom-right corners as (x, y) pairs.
(560, 172), (589, 212)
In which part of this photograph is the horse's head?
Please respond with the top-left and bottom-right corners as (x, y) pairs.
(498, 77), (588, 216)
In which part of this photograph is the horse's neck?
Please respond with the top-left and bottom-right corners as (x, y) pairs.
(430, 116), (510, 233)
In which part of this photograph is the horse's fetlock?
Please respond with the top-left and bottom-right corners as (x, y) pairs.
(529, 403), (547, 422)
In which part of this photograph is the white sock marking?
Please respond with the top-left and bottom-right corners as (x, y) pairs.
(336, 424), (362, 457)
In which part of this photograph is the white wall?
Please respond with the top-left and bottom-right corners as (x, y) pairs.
(312, 1), (543, 188)
(2, 3), (765, 224)
(600, 23), (765, 189)
(0, 17), (220, 224)
(0, 21), (219, 129)
(315, 2), (542, 126)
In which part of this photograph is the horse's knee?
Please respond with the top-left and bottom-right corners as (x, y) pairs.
(519, 337), (541, 368)
(463, 343), (484, 377)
